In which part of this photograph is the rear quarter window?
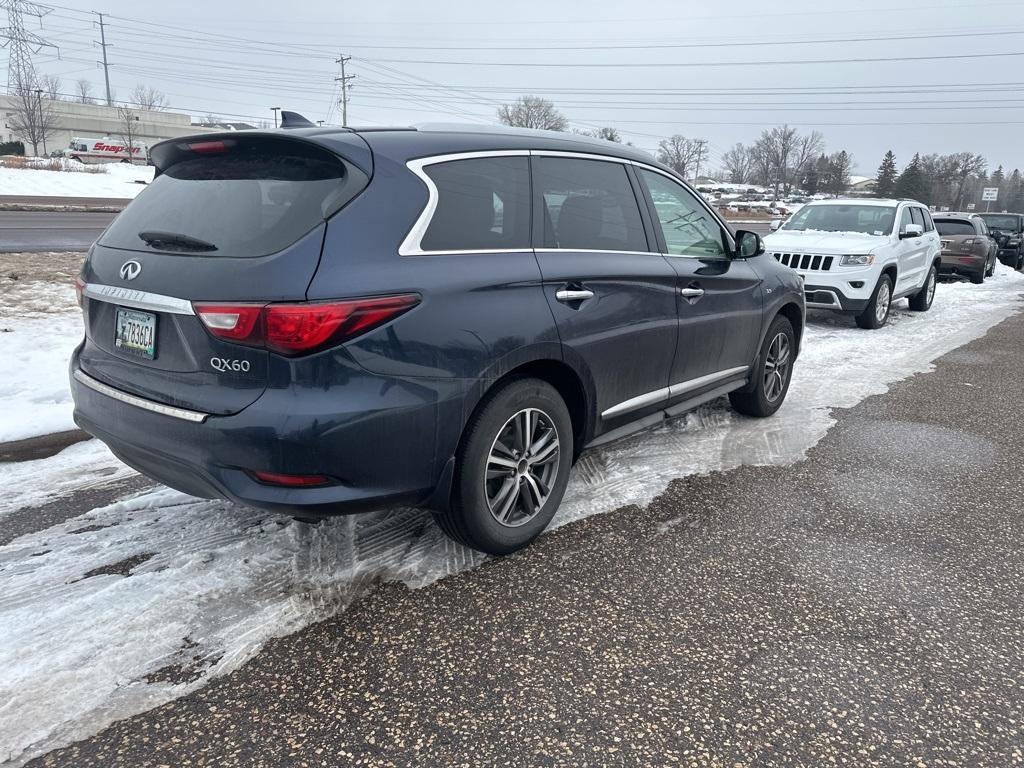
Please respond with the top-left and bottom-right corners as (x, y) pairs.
(418, 156), (531, 252)
(100, 138), (366, 258)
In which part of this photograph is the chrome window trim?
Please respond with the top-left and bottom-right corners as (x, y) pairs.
(601, 366), (750, 419)
(82, 282), (195, 316)
(399, 150), (531, 257)
(73, 369), (209, 423)
(399, 148), (734, 257)
(534, 247), (664, 257)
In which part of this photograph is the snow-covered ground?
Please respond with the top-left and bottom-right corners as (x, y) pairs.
(0, 161), (152, 198)
(1, 264), (1023, 765)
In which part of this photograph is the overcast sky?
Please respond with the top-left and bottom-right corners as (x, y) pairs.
(28, 0), (1024, 176)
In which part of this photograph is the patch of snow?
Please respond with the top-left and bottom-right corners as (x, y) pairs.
(0, 439), (135, 518)
(0, 163), (152, 198)
(1, 264), (1022, 765)
(0, 311), (83, 443)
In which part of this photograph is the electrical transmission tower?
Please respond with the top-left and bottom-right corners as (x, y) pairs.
(335, 54), (354, 127)
(0, 0), (57, 93)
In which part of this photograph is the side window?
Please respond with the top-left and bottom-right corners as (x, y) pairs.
(420, 156), (531, 252)
(910, 207), (925, 229)
(921, 209), (935, 232)
(976, 219), (988, 236)
(534, 157), (648, 252)
(639, 169), (726, 257)
(899, 207), (913, 233)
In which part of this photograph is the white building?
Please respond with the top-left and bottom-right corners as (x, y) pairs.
(0, 96), (211, 154)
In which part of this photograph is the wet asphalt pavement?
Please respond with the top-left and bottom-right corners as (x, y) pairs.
(0, 211), (115, 253)
(28, 312), (1024, 767)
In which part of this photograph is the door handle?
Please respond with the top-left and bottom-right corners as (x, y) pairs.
(679, 287), (705, 299)
(555, 289), (595, 303)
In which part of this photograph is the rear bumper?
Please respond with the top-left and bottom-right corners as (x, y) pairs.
(938, 253), (985, 276)
(70, 355), (468, 516)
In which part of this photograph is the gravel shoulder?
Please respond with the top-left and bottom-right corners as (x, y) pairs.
(26, 311), (1024, 767)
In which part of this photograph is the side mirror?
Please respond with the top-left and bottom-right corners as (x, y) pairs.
(899, 223), (924, 239)
(734, 229), (765, 258)
(769, 219), (783, 232)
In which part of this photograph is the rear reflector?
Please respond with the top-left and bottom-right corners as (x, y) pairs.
(194, 295), (419, 356)
(252, 471), (330, 487)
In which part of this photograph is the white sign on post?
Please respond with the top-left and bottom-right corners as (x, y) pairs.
(982, 187), (999, 201)
(967, 203), (976, 210)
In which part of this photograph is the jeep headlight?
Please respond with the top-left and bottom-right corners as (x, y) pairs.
(839, 254), (874, 266)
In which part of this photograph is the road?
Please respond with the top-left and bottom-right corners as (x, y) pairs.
(0, 211), (116, 253)
(26, 310), (1024, 767)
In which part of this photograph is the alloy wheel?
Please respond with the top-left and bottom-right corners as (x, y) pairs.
(484, 408), (561, 528)
(763, 332), (791, 403)
(875, 281), (891, 324)
(926, 269), (936, 305)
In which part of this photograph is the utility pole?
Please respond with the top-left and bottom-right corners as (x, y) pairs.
(1, 0), (57, 93)
(270, 106), (280, 128)
(335, 54), (354, 127)
(93, 11), (112, 106)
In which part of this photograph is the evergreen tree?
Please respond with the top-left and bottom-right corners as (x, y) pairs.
(875, 150), (898, 197)
(894, 153), (930, 204)
(1007, 169), (1024, 212)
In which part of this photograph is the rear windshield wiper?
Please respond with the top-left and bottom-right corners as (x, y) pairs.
(138, 230), (218, 252)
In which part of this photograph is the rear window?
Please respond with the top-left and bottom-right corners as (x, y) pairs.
(419, 156), (531, 252)
(100, 138), (363, 258)
(934, 219), (976, 236)
(980, 214), (1020, 231)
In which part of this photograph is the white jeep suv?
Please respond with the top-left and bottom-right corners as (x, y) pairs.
(764, 199), (942, 329)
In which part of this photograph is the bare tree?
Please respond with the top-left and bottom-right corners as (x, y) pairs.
(720, 142), (753, 184)
(656, 135), (708, 180)
(496, 95), (568, 131)
(6, 71), (59, 156)
(790, 131), (825, 189)
(40, 74), (62, 101)
(949, 152), (987, 210)
(574, 126), (622, 143)
(752, 124), (800, 200)
(116, 105), (143, 162)
(130, 84), (168, 111)
(75, 78), (94, 104)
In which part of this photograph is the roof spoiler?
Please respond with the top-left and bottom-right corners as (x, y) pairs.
(280, 110), (316, 129)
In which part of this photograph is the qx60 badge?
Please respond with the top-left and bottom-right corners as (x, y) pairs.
(119, 260), (142, 281)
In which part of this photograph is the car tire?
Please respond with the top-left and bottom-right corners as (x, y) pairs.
(908, 264), (937, 312)
(855, 274), (893, 329)
(986, 254), (995, 277)
(729, 315), (795, 418)
(970, 269), (985, 285)
(436, 377), (573, 555)
(1016, 249), (1024, 271)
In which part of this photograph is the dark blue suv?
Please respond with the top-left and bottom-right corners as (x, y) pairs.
(70, 119), (804, 554)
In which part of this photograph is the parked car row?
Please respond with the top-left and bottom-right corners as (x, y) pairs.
(764, 199), (1022, 329)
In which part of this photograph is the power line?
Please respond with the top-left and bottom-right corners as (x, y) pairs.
(334, 54), (354, 126)
(1, 0), (57, 91)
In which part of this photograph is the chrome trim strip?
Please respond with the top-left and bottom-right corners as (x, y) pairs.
(83, 283), (195, 316)
(73, 369), (209, 423)
(534, 247), (664, 257)
(668, 366), (749, 398)
(399, 150), (531, 257)
(601, 366), (751, 419)
(601, 387), (671, 419)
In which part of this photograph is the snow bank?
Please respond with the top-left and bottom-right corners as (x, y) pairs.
(0, 162), (152, 198)
(0, 303), (82, 443)
(1, 265), (1022, 765)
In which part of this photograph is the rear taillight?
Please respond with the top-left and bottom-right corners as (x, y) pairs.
(74, 276), (85, 308)
(252, 471), (331, 487)
(194, 295), (419, 356)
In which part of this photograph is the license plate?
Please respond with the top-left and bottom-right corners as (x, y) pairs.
(114, 308), (157, 360)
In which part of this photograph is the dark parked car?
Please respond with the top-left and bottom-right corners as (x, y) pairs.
(70, 118), (805, 554)
(977, 212), (1024, 270)
(934, 213), (999, 284)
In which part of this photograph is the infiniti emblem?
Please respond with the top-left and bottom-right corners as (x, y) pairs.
(119, 260), (142, 281)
